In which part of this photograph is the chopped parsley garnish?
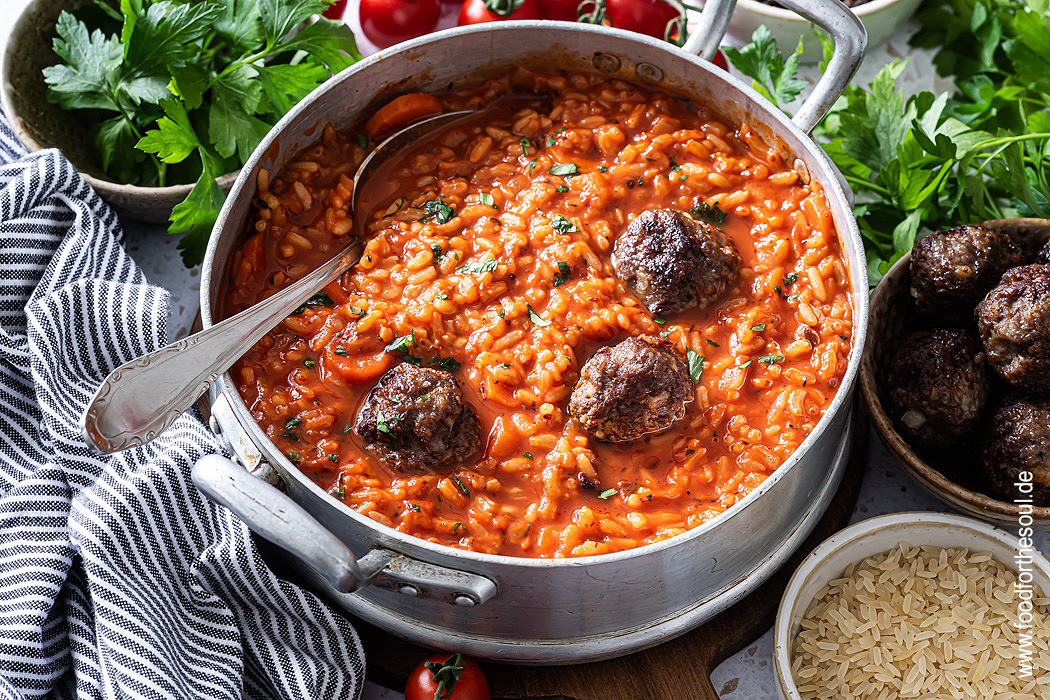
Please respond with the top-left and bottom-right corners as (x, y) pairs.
(407, 503), (421, 513)
(519, 137), (531, 155)
(691, 201), (729, 226)
(393, 196), (408, 212)
(599, 166), (609, 172)
(758, 355), (784, 364)
(527, 305), (551, 327)
(653, 318), (667, 325)
(554, 185), (569, 193)
(669, 158), (681, 171)
(706, 339), (720, 347)
(343, 423), (352, 434)
(500, 363), (511, 368)
(787, 294), (801, 301)
(293, 292), (334, 315)
(546, 127), (567, 147)
(554, 260), (572, 287)
(782, 272), (798, 287)
(451, 476), (470, 499)
(679, 174), (688, 182)
(348, 305), (365, 316)
(453, 522), (464, 533)
(334, 348), (349, 356)
(375, 411), (401, 435)
(384, 332), (417, 354)
(524, 452), (534, 460)
(686, 349), (704, 384)
(303, 359), (316, 369)
(636, 177), (644, 186)
(284, 417), (302, 430)
(278, 432), (299, 441)
(548, 163), (578, 177)
(457, 258), (498, 275)
(550, 214), (578, 233)
(479, 192), (496, 208)
(839, 335), (849, 342)
(353, 133), (369, 149)
(528, 159), (538, 177)
(432, 356), (461, 372)
(286, 452), (301, 465)
(419, 198), (456, 224)
(738, 359), (753, 369)
(597, 488), (617, 500)
(750, 323), (766, 332)
(328, 453), (338, 463)
(439, 293), (449, 300)
(431, 243), (445, 265)
(330, 485), (345, 498)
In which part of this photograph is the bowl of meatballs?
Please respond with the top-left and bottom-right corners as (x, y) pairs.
(861, 218), (1050, 527)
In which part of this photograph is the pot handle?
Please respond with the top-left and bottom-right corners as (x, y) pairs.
(192, 454), (367, 593)
(192, 454), (498, 606)
(681, 0), (738, 61)
(778, 0), (866, 134)
(683, 0), (866, 135)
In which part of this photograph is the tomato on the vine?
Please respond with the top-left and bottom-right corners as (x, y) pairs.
(458, 0), (543, 25)
(359, 0), (441, 49)
(406, 653), (491, 700)
(536, 0), (582, 21)
(604, 0), (683, 41)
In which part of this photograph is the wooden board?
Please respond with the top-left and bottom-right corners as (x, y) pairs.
(353, 411), (867, 700)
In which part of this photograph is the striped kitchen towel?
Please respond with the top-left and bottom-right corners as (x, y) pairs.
(0, 115), (364, 699)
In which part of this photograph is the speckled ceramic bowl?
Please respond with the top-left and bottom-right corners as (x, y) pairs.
(861, 218), (1050, 529)
(0, 0), (236, 222)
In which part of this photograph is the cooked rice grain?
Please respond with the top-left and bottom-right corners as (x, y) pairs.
(791, 544), (1050, 699)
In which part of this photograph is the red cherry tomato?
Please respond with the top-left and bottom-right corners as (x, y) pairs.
(359, 0), (441, 49)
(458, 0), (543, 25)
(405, 653), (491, 700)
(712, 48), (728, 71)
(536, 0), (581, 21)
(322, 0), (349, 19)
(604, 0), (682, 41)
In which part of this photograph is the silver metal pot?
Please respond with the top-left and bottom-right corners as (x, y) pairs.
(194, 0), (869, 663)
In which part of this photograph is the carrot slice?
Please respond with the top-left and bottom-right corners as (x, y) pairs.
(364, 93), (443, 140)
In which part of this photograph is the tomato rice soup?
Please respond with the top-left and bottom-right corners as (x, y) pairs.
(226, 68), (854, 558)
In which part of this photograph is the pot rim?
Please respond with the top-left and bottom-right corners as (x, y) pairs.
(200, 19), (869, 569)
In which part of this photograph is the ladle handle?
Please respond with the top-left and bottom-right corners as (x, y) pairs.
(81, 240), (362, 454)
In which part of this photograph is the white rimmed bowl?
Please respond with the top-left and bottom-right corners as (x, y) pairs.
(729, 0), (923, 63)
(773, 512), (1050, 699)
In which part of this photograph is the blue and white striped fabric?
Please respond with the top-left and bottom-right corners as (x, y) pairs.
(0, 116), (365, 699)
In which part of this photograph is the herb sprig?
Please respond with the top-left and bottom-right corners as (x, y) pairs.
(43, 0), (360, 266)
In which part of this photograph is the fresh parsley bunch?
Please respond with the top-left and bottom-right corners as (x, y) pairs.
(43, 0), (361, 265)
(726, 0), (1050, 285)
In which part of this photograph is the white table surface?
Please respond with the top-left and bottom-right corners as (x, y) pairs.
(2, 3), (1046, 699)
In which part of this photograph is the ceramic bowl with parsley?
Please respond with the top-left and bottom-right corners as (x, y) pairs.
(1, 0), (359, 265)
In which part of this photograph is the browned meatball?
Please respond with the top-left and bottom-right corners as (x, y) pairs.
(910, 225), (1021, 317)
(611, 209), (739, 316)
(569, 336), (692, 443)
(979, 396), (1050, 506)
(1036, 239), (1050, 264)
(886, 329), (991, 449)
(975, 264), (1050, 393)
(355, 363), (480, 474)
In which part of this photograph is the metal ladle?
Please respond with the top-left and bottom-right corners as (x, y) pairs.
(81, 110), (472, 454)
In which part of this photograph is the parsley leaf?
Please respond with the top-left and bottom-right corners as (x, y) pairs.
(550, 214), (578, 233)
(420, 199), (456, 224)
(384, 333), (417, 354)
(136, 97), (199, 164)
(549, 163), (579, 177)
(527, 305), (551, 327)
(722, 26), (806, 108)
(597, 488), (617, 500)
(759, 355), (784, 364)
(553, 261), (572, 286)
(691, 201), (729, 226)
(457, 258), (497, 275)
(168, 155), (226, 266)
(686, 349), (704, 384)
